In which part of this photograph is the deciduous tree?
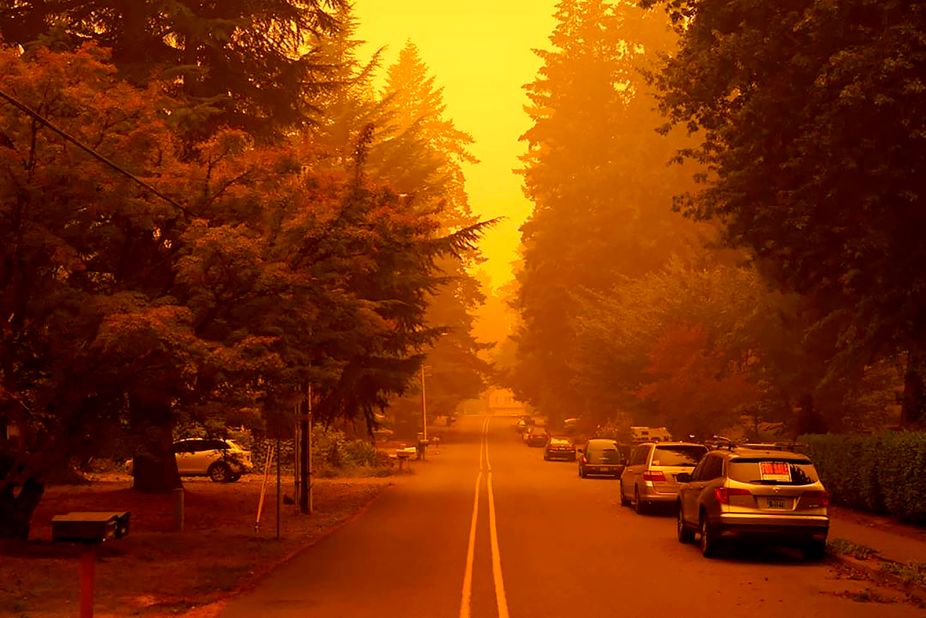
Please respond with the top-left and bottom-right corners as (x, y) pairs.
(641, 0), (926, 425)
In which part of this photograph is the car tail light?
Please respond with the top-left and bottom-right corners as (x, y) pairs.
(714, 487), (751, 505)
(802, 490), (830, 507)
(642, 471), (665, 482)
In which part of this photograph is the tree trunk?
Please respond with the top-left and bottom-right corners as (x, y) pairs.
(0, 455), (44, 540)
(793, 393), (827, 436)
(130, 400), (181, 493)
(901, 342), (926, 427)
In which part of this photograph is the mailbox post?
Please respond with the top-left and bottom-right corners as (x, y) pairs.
(51, 512), (130, 618)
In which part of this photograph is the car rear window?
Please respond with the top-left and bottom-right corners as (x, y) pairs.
(588, 447), (623, 464)
(728, 458), (819, 485)
(550, 438), (570, 446)
(651, 445), (707, 467)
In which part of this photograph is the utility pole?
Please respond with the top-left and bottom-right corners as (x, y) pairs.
(307, 383), (314, 514)
(421, 365), (428, 442)
(299, 382), (311, 514)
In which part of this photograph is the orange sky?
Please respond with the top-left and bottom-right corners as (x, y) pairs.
(353, 1), (557, 290)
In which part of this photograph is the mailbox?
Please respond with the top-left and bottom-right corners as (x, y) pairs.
(51, 512), (130, 544)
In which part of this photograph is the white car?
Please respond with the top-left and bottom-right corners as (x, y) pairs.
(172, 438), (253, 482)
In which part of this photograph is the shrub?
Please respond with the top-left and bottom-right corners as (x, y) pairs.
(800, 432), (926, 523)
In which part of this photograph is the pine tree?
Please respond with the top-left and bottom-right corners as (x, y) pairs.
(512, 0), (699, 423)
(0, 0), (347, 139)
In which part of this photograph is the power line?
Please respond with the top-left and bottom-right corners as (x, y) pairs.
(0, 87), (191, 217)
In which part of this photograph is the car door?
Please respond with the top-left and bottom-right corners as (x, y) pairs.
(173, 440), (200, 475)
(688, 455), (724, 519)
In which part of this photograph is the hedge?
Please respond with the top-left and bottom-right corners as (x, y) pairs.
(800, 432), (926, 524)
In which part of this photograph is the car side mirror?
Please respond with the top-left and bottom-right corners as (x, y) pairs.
(676, 472), (692, 483)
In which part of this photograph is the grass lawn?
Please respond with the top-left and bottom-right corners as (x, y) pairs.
(0, 472), (394, 617)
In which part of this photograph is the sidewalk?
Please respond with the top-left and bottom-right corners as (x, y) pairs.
(829, 505), (926, 565)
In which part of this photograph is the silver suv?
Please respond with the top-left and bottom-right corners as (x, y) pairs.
(676, 447), (829, 559)
(620, 442), (708, 513)
(172, 438), (253, 483)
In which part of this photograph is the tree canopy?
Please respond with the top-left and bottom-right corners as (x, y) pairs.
(510, 0), (704, 424)
(0, 26), (491, 535)
(642, 0), (926, 425)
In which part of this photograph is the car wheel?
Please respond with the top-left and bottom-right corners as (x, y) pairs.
(208, 462), (232, 483)
(700, 513), (718, 557)
(634, 487), (648, 515)
(619, 480), (630, 506)
(579, 466), (586, 478)
(804, 539), (827, 561)
(543, 454), (550, 461)
(677, 504), (694, 543)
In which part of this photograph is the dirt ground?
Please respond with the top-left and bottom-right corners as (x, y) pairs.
(0, 472), (396, 617)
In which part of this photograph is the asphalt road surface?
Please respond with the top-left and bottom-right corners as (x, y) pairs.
(221, 415), (923, 617)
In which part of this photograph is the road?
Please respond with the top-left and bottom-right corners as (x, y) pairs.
(221, 415), (922, 617)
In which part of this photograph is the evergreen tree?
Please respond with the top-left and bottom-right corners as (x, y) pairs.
(512, 0), (699, 423)
(372, 41), (493, 428)
(0, 0), (346, 138)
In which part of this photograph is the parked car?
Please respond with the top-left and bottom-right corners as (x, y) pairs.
(543, 436), (576, 461)
(577, 439), (628, 478)
(620, 442), (708, 513)
(525, 425), (550, 447)
(676, 447), (830, 559)
(172, 438), (253, 482)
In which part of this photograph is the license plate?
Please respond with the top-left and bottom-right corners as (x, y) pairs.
(764, 497), (789, 509)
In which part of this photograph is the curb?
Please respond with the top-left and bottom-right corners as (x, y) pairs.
(829, 551), (926, 601)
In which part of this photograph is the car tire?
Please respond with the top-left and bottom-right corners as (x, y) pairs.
(579, 466), (586, 478)
(543, 453), (550, 461)
(619, 480), (630, 506)
(804, 539), (827, 561)
(700, 513), (718, 557)
(677, 504), (694, 543)
(208, 462), (232, 483)
(634, 487), (648, 515)
(228, 473), (241, 483)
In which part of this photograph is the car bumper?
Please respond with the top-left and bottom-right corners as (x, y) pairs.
(638, 487), (681, 503)
(582, 465), (622, 476)
(714, 513), (829, 542)
(229, 461), (253, 474)
(545, 450), (575, 459)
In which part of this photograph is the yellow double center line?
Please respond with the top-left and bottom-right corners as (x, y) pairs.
(460, 416), (509, 618)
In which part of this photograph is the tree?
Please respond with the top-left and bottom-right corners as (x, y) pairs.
(0, 43), (194, 526)
(0, 0), (347, 139)
(570, 256), (769, 432)
(511, 0), (702, 422)
(0, 43), (492, 536)
(367, 41), (492, 425)
(641, 0), (926, 425)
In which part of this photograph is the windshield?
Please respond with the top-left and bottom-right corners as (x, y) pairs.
(728, 458), (820, 485)
(651, 445), (707, 467)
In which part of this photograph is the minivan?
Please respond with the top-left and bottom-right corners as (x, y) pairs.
(620, 442), (708, 513)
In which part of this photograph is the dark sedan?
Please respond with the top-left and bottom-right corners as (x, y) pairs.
(525, 426), (550, 447)
(544, 436), (576, 461)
